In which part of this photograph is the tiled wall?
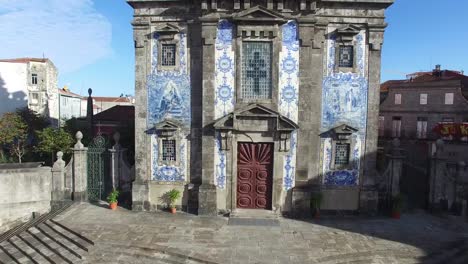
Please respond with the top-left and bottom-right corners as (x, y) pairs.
(320, 29), (368, 186)
(148, 31), (191, 182)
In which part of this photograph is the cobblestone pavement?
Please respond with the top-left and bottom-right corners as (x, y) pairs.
(6, 203), (468, 264)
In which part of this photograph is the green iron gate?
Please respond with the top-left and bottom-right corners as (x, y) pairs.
(87, 135), (109, 201)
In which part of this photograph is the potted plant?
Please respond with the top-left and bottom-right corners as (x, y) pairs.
(107, 189), (120, 210)
(167, 189), (181, 214)
(391, 194), (403, 219)
(310, 192), (323, 219)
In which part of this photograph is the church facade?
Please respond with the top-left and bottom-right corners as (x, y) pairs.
(127, 0), (393, 216)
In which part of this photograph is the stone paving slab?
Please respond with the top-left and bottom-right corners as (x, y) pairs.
(51, 203), (468, 264)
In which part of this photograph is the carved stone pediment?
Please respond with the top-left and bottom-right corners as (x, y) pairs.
(154, 23), (182, 34)
(335, 24), (362, 43)
(213, 104), (298, 132)
(154, 120), (181, 137)
(232, 5), (286, 23)
(321, 124), (358, 140)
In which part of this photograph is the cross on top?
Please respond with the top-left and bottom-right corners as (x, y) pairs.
(246, 52), (267, 95)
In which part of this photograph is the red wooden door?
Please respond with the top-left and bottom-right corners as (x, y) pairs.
(237, 143), (273, 209)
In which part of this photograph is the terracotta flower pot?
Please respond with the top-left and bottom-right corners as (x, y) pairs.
(170, 207), (176, 214)
(109, 202), (118, 210)
(392, 211), (400, 219)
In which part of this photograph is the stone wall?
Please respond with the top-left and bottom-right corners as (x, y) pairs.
(0, 166), (52, 233)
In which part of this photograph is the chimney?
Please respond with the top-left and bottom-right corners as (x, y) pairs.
(433, 64), (442, 77)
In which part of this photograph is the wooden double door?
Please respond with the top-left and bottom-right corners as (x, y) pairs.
(237, 142), (273, 210)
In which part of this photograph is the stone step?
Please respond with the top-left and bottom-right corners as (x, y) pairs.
(0, 216), (93, 264)
(26, 227), (82, 263)
(230, 208), (279, 219)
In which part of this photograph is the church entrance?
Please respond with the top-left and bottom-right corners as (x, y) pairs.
(236, 142), (273, 210)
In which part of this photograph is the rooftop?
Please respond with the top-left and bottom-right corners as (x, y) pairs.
(381, 65), (468, 92)
(0, 57), (49, 64)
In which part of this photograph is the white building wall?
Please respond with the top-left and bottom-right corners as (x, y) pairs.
(0, 60), (59, 126)
(0, 62), (28, 115)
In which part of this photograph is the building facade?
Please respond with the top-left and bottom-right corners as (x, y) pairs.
(380, 66), (468, 140)
(58, 87), (85, 123)
(128, 0), (393, 215)
(0, 58), (59, 125)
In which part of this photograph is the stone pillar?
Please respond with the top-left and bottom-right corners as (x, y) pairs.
(296, 20), (325, 184)
(109, 132), (122, 191)
(198, 20), (218, 216)
(72, 131), (88, 202)
(387, 139), (404, 197)
(132, 19), (151, 211)
(51, 151), (69, 208)
(429, 139), (447, 210)
(359, 27), (385, 214)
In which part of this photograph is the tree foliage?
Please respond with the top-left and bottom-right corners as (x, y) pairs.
(36, 127), (74, 157)
(16, 107), (49, 142)
(0, 112), (29, 163)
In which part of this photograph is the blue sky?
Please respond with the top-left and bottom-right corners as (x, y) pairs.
(0, 0), (466, 96)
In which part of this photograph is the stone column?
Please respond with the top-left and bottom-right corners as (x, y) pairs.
(109, 132), (122, 191)
(132, 19), (151, 211)
(386, 139), (404, 197)
(359, 27), (385, 214)
(51, 151), (69, 208)
(198, 20), (218, 216)
(296, 20), (325, 184)
(429, 139), (447, 211)
(72, 131), (88, 202)
(362, 27), (385, 185)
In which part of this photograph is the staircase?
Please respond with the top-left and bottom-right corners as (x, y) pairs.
(0, 203), (94, 263)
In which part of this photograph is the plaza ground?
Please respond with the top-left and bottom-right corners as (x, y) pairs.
(1, 203), (468, 263)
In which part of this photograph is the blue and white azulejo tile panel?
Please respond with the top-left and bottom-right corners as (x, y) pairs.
(279, 21), (300, 191)
(214, 20), (235, 119)
(151, 134), (187, 182)
(214, 131), (227, 189)
(321, 29), (368, 186)
(322, 136), (361, 185)
(214, 20), (234, 189)
(147, 32), (191, 128)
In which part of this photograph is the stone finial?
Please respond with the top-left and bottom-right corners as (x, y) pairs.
(75, 131), (84, 149)
(113, 132), (121, 145)
(53, 151), (65, 170)
(57, 151), (64, 161)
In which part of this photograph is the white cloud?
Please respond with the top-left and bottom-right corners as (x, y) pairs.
(0, 0), (112, 73)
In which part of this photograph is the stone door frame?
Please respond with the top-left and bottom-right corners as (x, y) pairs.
(228, 131), (285, 214)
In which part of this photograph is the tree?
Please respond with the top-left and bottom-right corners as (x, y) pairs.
(0, 112), (28, 163)
(16, 107), (49, 142)
(36, 128), (74, 164)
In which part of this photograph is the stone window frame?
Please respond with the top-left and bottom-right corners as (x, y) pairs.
(445, 93), (454, 105)
(416, 117), (428, 139)
(157, 135), (181, 167)
(419, 93), (428, 105)
(240, 41), (273, 101)
(378, 116), (385, 137)
(31, 73), (38, 85)
(334, 38), (358, 73)
(330, 137), (356, 171)
(235, 26), (280, 107)
(394, 93), (402, 105)
(30, 92), (40, 105)
(157, 38), (180, 72)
